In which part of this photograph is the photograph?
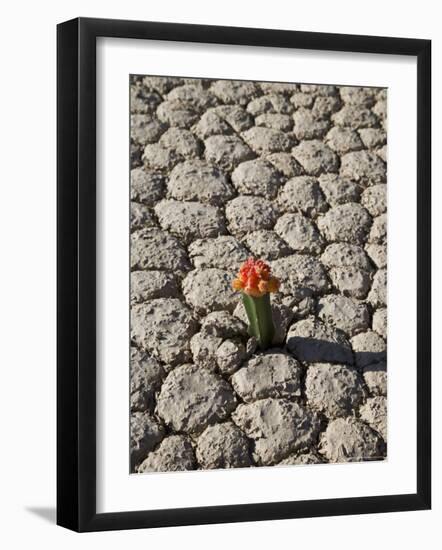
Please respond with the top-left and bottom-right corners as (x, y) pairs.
(129, 75), (388, 473)
(0, 1), (434, 543)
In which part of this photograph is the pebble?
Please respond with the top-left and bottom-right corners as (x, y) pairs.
(292, 140), (339, 176)
(182, 268), (238, 315)
(305, 363), (365, 417)
(231, 352), (302, 402)
(157, 364), (237, 433)
(320, 417), (383, 462)
(196, 423), (252, 469)
(232, 398), (320, 465)
(286, 317), (354, 365)
(131, 298), (198, 366)
(138, 435), (196, 472)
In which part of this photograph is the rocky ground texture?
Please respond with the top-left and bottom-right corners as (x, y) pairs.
(130, 76), (387, 472)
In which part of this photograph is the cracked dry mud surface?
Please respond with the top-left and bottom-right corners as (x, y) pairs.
(130, 76), (387, 473)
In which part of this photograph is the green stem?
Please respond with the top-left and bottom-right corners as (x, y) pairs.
(242, 293), (275, 350)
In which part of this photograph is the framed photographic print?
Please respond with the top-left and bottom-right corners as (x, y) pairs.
(57, 17), (431, 532)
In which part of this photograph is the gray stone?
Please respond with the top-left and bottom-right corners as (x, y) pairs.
(317, 204), (372, 244)
(329, 267), (372, 299)
(182, 268), (238, 315)
(372, 308), (387, 339)
(231, 159), (282, 198)
(243, 230), (292, 260)
(339, 86), (377, 107)
(130, 202), (155, 229)
(247, 94), (294, 116)
(131, 270), (179, 303)
(131, 142), (143, 168)
(368, 214), (387, 244)
(189, 236), (248, 270)
(210, 80), (260, 106)
(131, 228), (190, 272)
(157, 100), (199, 129)
(292, 140), (339, 176)
(204, 135), (255, 171)
(130, 347), (165, 413)
(361, 185), (387, 217)
(192, 110), (233, 139)
(246, 336), (259, 357)
(286, 317), (354, 365)
(265, 152), (304, 178)
(321, 243), (373, 271)
(225, 195), (277, 236)
(373, 97), (387, 119)
(317, 295), (370, 336)
(168, 160), (233, 206)
(373, 99), (387, 122)
(260, 82), (299, 95)
(300, 84), (338, 96)
(293, 295), (317, 320)
(312, 95), (342, 118)
(290, 92), (314, 109)
(321, 243), (373, 299)
(277, 176), (328, 217)
(366, 243), (387, 269)
(275, 213), (324, 254)
(271, 254), (330, 295)
(138, 435), (196, 473)
(167, 84), (217, 112)
(351, 330), (386, 368)
(130, 83), (163, 112)
(159, 127), (202, 159)
(231, 352), (302, 402)
(305, 363), (365, 417)
(181, 77), (211, 87)
(209, 105), (255, 132)
(130, 412), (165, 470)
(142, 76), (184, 95)
(131, 114), (167, 145)
(131, 298), (198, 365)
(190, 332), (222, 372)
(196, 423), (252, 469)
(332, 105), (379, 129)
(340, 151), (386, 185)
(376, 145), (388, 163)
(359, 128), (387, 149)
(216, 338), (247, 374)
(320, 417), (383, 462)
(293, 108), (330, 140)
(143, 143), (182, 171)
(363, 361), (387, 396)
(318, 174), (363, 207)
(242, 126), (294, 154)
(200, 311), (248, 339)
(278, 451), (324, 465)
(232, 398), (320, 465)
(325, 126), (363, 153)
(157, 364), (237, 433)
(256, 113), (294, 132)
(368, 268), (387, 307)
(154, 199), (225, 245)
(360, 396), (387, 440)
(131, 168), (166, 206)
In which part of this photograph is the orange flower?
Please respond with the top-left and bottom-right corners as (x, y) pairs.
(232, 258), (280, 297)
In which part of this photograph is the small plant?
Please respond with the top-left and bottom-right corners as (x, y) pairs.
(232, 258), (280, 350)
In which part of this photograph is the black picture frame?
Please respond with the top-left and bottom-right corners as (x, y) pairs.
(57, 17), (431, 532)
